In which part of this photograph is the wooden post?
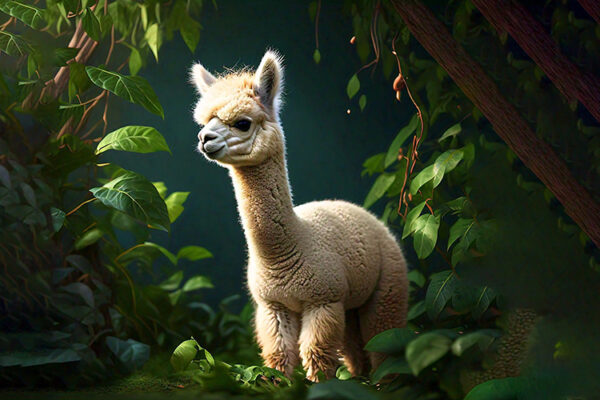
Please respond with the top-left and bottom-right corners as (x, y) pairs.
(471, 0), (600, 125)
(391, 0), (600, 248)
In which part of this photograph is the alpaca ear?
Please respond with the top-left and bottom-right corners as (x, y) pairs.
(190, 63), (217, 95)
(254, 50), (284, 114)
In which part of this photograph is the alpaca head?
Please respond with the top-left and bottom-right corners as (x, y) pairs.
(191, 50), (285, 167)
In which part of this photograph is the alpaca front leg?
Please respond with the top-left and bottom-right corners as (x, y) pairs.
(254, 301), (300, 377)
(299, 302), (345, 382)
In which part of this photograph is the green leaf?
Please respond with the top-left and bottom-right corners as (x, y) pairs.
(182, 275), (213, 291)
(75, 228), (103, 250)
(426, 270), (458, 319)
(371, 356), (411, 383)
(359, 94), (367, 111)
(451, 330), (500, 356)
(54, 47), (78, 66)
(364, 174), (395, 209)
(407, 269), (426, 287)
(472, 286), (496, 318)
(385, 114), (419, 167)
(145, 23), (161, 61)
(346, 74), (360, 99)
(62, 282), (95, 308)
(448, 218), (476, 249)
(432, 148), (464, 187)
(82, 7), (101, 41)
(336, 365), (352, 380)
(165, 191), (189, 222)
(0, 31), (29, 56)
(51, 207), (65, 232)
(169, 289), (183, 305)
(0, 349), (80, 367)
(407, 300), (426, 320)
(180, 18), (200, 53)
(68, 62), (91, 100)
(364, 327), (417, 355)
(465, 377), (528, 400)
(0, 165), (10, 187)
(96, 126), (170, 155)
(308, 379), (379, 400)
(402, 201), (427, 239)
(438, 123), (461, 142)
(90, 169), (170, 231)
(177, 245), (212, 261)
(170, 339), (198, 371)
(313, 48), (321, 64)
(142, 241), (177, 265)
(129, 47), (142, 76)
(153, 181), (168, 198)
(412, 214), (440, 259)
(362, 153), (385, 176)
(86, 66), (164, 118)
(106, 336), (150, 370)
(0, 1), (46, 29)
(20, 182), (35, 207)
(160, 270), (183, 291)
(405, 333), (451, 375)
(409, 164), (435, 194)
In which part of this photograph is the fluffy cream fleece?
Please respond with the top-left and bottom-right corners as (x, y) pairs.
(190, 50), (408, 381)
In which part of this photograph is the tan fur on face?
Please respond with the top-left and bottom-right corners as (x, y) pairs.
(191, 51), (409, 382)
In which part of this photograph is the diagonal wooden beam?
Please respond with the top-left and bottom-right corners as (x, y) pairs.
(471, 0), (600, 125)
(391, 0), (600, 248)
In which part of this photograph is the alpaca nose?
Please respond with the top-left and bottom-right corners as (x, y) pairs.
(200, 131), (218, 144)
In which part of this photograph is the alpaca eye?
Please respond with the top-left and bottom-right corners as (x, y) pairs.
(233, 119), (251, 132)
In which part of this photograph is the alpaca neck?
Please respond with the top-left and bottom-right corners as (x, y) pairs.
(230, 150), (299, 260)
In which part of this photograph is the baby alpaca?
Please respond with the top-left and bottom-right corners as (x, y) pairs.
(190, 50), (408, 381)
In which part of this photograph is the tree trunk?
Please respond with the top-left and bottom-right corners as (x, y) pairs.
(577, 0), (600, 24)
(471, 0), (600, 125)
(391, 0), (600, 248)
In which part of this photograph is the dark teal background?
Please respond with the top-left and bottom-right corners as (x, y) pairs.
(105, 0), (408, 305)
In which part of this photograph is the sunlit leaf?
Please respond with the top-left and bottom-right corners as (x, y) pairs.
(165, 191), (189, 222)
(313, 48), (321, 64)
(402, 201), (427, 239)
(160, 270), (183, 290)
(170, 339), (198, 371)
(364, 327), (417, 355)
(412, 214), (440, 259)
(145, 23), (161, 61)
(364, 173), (395, 209)
(90, 169), (170, 231)
(75, 228), (103, 250)
(177, 245), (212, 261)
(438, 123), (461, 142)
(0, 31), (29, 56)
(86, 66), (164, 118)
(180, 17), (200, 53)
(451, 329), (500, 356)
(182, 275), (213, 291)
(359, 94), (367, 111)
(96, 126), (170, 155)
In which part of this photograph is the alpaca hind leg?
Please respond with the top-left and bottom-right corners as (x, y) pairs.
(342, 309), (369, 377)
(299, 302), (345, 382)
(254, 301), (300, 377)
(359, 246), (408, 371)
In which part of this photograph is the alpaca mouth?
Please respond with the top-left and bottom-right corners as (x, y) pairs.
(204, 144), (225, 158)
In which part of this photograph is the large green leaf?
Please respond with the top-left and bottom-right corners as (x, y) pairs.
(0, 1), (46, 29)
(405, 332), (451, 375)
(0, 31), (29, 56)
(89, 169), (170, 231)
(170, 339), (198, 371)
(106, 336), (150, 370)
(364, 173), (396, 209)
(425, 270), (458, 319)
(384, 114), (419, 167)
(412, 213), (440, 259)
(86, 66), (164, 118)
(96, 126), (171, 155)
(364, 327), (417, 355)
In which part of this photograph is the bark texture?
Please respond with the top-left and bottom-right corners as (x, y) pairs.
(472, 0), (600, 125)
(391, 0), (600, 248)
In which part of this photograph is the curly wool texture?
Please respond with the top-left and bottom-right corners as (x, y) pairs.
(191, 51), (409, 381)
